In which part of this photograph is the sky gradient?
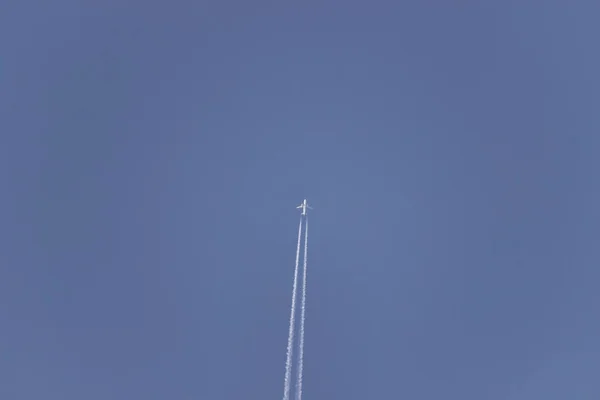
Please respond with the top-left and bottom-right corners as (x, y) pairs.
(2, 1), (600, 399)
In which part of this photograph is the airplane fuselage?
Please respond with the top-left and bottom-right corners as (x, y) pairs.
(296, 199), (311, 215)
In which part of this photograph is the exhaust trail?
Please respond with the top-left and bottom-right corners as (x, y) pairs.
(282, 217), (303, 400)
(295, 217), (308, 400)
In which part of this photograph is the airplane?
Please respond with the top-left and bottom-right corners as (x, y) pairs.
(296, 199), (313, 216)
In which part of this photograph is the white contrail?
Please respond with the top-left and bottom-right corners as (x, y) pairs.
(295, 217), (308, 400)
(282, 217), (303, 400)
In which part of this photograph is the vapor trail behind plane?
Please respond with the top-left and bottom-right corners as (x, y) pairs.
(295, 217), (308, 400)
(282, 217), (303, 400)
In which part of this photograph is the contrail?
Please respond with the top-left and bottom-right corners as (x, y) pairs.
(282, 217), (303, 400)
(295, 217), (308, 400)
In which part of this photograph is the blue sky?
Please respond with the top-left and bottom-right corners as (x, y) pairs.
(2, 1), (599, 399)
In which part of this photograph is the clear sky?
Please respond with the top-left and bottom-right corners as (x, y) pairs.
(2, 1), (599, 399)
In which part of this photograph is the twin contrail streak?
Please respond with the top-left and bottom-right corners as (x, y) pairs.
(282, 200), (312, 400)
(282, 216), (303, 400)
(295, 217), (308, 400)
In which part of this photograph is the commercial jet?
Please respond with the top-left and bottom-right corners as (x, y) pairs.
(296, 199), (312, 216)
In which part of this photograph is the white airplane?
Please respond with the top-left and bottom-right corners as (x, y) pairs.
(296, 199), (313, 216)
